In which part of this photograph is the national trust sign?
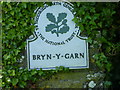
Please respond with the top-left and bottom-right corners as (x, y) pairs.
(27, 2), (89, 70)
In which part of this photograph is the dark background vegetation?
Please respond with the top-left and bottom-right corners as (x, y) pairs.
(109, 2), (120, 88)
(1, 2), (120, 88)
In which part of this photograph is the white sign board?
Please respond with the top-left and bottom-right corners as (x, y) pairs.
(27, 2), (89, 70)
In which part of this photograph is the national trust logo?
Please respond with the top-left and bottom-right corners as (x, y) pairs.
(34, 2), (78, 45)
(45, 12), (69, 37)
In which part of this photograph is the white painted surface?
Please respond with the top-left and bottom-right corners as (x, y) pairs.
(27, 2), (89, 70)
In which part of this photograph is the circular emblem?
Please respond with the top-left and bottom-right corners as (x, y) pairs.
(35, 2), (78, 45)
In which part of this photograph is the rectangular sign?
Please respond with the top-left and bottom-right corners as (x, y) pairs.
(27, 2), (89, 70)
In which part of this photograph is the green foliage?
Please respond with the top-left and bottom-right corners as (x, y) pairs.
(104, 81), (112, 88)
(93, 53), (112, 72)
(2, 2), (120, 88)
(46, 13), (69, 37)
(72, 2), (120, 88)
(2, 2), (50, 88)
(73, 2), (120, 71)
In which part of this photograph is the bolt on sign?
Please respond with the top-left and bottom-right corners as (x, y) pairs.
(27, 2), (89, 70)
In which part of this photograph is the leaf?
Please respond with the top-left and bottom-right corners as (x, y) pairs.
(77, 3), (81, 7)
(89, 21), (96, 26)
(90, 8), (95, 13)
(12, 78), (18, 86)
(23, 3), (27, 8)
(31, 70), (37, 76)
(22, 75), (28, 81)
(45, 24), (56, 32)
(99, 37), (108, 43)
(15, 49), (20, 55)
(62, 19), (67, 24)
(38, 71), (44, 76)
(59, 66), (64, 71)
(106, 63), (112, 72)
(79, 23), (84, 31)
(98, 22), (102, 28)
(57, 13), (67, 23)
(86, 37), (92, 44)
(64, 67), (69, 72)
(93, 14), (99, 20)
(10, 11), (14, 15)
(72, 17), (78, 22)
(46, 13), (56, 23)
(10, 70), (15, 76)
(58, 25), (69, 34)
(19, 81), (26, 88)
(5, 54), (11, 59)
